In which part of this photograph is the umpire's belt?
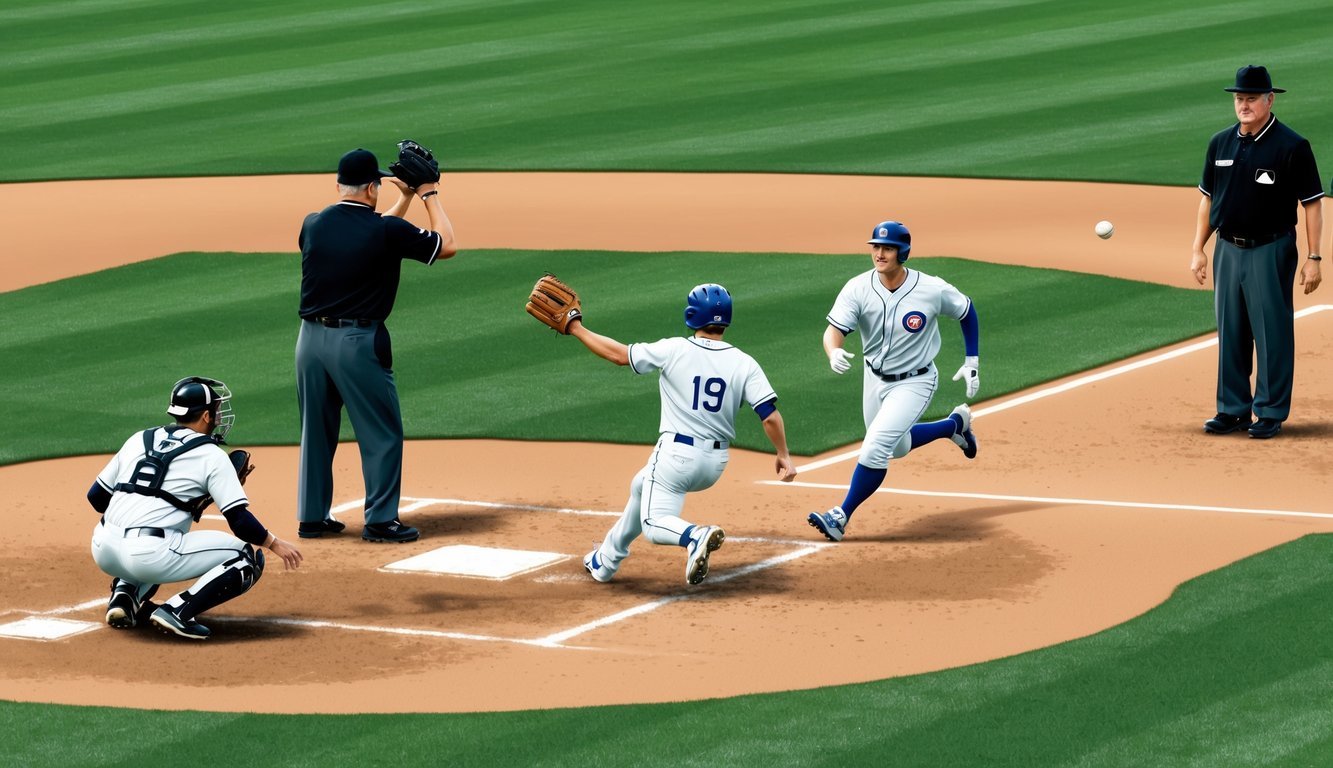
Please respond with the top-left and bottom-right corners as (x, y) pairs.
(670, 433), (726, 450)
(1219, 230), (1290, 249)
(307, 317), (375, 328)
(866, 362), (931, 382)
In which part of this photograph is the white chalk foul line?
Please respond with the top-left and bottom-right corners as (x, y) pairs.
(763, 480), (1333, 521)
(533, 544), (826, 647)
(208, 615), (600, 651)
(792, 304), (1333, 474)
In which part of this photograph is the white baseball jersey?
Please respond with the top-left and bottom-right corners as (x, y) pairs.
(827, 268), (971, 375)
(628, 336), (776, 441)
(95, 427), (248, 531)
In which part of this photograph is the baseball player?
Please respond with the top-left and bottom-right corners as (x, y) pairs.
(87, 377), (302, 640)
(807, 221), (980, 542)
(533, 281), (797, 584)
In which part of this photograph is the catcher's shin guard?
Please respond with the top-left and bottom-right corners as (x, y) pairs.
(177, 545), (265, 621)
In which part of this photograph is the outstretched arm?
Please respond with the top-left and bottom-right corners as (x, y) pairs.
(568, 319), (630, 366)
(760, 409), (797, 482)
(823, 325), (855, 374)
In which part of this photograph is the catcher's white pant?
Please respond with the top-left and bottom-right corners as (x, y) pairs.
(594, 434), (729, 577)
(91, 521), (250, 604)
(859, 365), (939, 468)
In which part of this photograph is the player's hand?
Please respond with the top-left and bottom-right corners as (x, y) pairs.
(386, 177), (412, 195)
(828, 348), (856, 374)
(774, 455), (797, 483)
(268, 536), (304, 571)
(1190, 250), (1208, 285)
(1300, 258), (1322, 294)
(952, 356), (980, 399)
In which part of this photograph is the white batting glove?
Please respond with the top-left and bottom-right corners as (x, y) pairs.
(952, 355), (980, 399)
(829, 348), (856, 375)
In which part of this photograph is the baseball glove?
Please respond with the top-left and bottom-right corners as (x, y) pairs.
(525, 274), (583, 334)
(388, 139), (440, 190)
(229, 449), (254, 486)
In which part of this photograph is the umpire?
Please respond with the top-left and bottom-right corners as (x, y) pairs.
(296, 146), (457, 542)
(1190, 65), (1324, 440)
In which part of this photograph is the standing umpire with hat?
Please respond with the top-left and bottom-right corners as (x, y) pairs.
(296, 146), (457, 542)
(1190, 65), (1324, 439)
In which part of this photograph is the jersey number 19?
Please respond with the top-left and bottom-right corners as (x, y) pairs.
(691, 376), (726, 413)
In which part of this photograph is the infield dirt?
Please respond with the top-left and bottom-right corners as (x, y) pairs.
(1, 173), (1330, 713)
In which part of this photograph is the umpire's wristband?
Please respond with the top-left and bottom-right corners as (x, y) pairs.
(420, 190), (438, 200)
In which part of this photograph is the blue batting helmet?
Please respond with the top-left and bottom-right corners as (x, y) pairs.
(868, 220), (911, 262)
(684, 283), (733, 329)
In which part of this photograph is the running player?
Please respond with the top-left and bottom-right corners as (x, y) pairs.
(573, 284), (797, 585)
(808, 220), (981, 542)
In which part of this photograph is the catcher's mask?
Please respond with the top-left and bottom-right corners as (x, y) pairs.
(684, 283), (733, 329)
(166, 376), (234, 443)
(868, 220), (912, 263)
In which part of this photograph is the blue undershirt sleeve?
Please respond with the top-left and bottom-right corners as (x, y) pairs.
(754, 398), (778, 421)
(87, 482), (112, 514)
(222, 504), (270, 547)
(960, 304), (979, 357)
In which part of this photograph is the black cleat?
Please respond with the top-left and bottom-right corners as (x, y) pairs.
(362, 519), (420, 543)
(149, 606), (211, 640)
(298, 518), (347, 539)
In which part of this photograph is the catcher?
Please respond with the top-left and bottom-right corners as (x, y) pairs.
(527, 276), (797, 585)
(87, 377), (303, 640)
(295, 141), (458, 544)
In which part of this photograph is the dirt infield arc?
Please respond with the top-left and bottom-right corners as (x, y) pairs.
(1, 173), (1331, 714)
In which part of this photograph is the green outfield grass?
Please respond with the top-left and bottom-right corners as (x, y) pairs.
(0, 250), (1214, 465)
(2, 0), (1330, 184)
(5, 532), (1331, 767)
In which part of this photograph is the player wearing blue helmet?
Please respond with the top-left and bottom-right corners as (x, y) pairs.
(808, 220), (981, 542)
(566, 282), (797, 584)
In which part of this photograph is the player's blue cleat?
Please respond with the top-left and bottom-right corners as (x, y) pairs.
(807, 507), (848, 542)
(949, 403), (978, 459)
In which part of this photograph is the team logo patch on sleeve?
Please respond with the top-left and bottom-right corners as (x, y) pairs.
(902, 311), (926, 333)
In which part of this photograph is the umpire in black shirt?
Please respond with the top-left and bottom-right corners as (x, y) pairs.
(1190, 65), (1324, 440)
(296, 148), (457, 541)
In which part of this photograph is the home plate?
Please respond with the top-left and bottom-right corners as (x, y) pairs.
(0, 616), (101, 641)
(381, 545), (570, 580)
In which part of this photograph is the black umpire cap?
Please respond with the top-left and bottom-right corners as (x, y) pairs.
(337, 148), (392, 185)
(1225, 65), (1286, 94)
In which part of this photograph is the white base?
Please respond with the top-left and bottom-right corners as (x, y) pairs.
(0, 616), (101, 641)
(381, 544), (569, 580)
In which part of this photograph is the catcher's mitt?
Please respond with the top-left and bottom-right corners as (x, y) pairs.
(388, 139), (440, 190)
(525, 274), (583, 334)
(229, 449), (255, 486)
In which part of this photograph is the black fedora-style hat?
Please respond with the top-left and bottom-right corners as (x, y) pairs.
(1224, 65), (1286, 94)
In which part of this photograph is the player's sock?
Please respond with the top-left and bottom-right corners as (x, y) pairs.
(907, 417), (960, 450)
(679, 524), (696, 546)
(840, 463), (887, 517)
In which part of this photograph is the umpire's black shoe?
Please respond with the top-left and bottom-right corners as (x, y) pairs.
(1203, 412), (1252, 434)
(298, 518), (347, 539)
(149, 606), (211, 640)
(1248, 418), (1282, 439)
(362, 519), (420, 543)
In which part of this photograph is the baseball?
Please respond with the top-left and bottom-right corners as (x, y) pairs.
(1095, 220), (1114, 239)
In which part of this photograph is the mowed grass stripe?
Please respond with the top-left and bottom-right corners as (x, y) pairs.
(0, 249), (1214, 466)
(2, 0), (1330, 183)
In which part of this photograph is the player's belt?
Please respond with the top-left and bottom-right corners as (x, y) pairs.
(306, 317), (376, 328)
(124, 527), (167, 538)
(671, 433), (725, 450)
(1218, 230), (1289, 248)
(866, 363), (931, 382)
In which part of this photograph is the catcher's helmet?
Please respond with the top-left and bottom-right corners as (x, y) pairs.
(166, 376), (234, 443)
(868, 220), (912, 262)
(684, 283), (733, 329)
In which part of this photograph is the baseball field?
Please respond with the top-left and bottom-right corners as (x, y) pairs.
(4, 1), (1333, 765)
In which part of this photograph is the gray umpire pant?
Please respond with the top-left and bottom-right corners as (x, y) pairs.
(1212, 232), (1298, 421)
(296, 319), (403, 526)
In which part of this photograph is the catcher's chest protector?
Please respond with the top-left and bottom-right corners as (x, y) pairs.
(114, 426), (216, 521)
